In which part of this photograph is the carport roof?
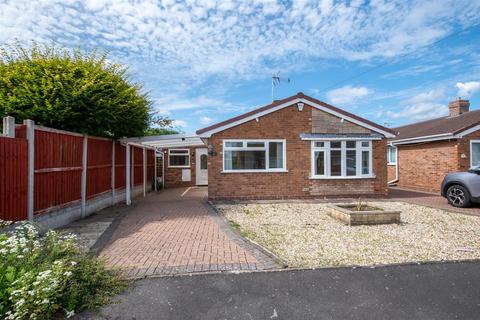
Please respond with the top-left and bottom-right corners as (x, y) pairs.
(122, 134), (204, 149)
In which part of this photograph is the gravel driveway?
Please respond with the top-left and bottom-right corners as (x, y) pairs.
(216, 201), (480, 268)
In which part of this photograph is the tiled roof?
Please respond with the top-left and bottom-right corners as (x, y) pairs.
(196, 92), (396, 136)
(392, 109), (480, 141)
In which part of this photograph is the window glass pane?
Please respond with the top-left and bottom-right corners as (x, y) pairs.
(362, 150), (370, 174)
(170, 155), (189, 166)
(224, 150), (266, 170)
(225, 141), (242, 148)
(314, 142), (324, 148)
(315, 151), (325, 175)
(247, 142), (265, 148)
(268, 142), (283, 169)
(361, 141), (369, 147)
(330, 150), (341, 176)
(346, 150), (356, 176)
(387, 146), (397, 164)
(170, 149), (188, 154)
(331, 141), (341, 148)
(346, 141), (356, 148)
(200, 154), (208, 169)
(472, 143), (480, 166)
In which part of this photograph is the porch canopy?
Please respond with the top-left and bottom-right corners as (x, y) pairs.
(122, 134), (204, 152)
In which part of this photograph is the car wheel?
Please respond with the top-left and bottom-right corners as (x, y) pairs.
(446, 185), (471, 208)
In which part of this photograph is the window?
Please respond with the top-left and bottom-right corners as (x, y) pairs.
(168, 149), (190, 167)
(200, 154), (208, 170)
(471, 140), (480, 167)
(223, 140), (286, 172)
(387, 146), (397, 165)
(311, 141), (372, 178)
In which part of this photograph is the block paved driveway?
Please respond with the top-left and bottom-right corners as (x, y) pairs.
(388, 187), (480, 216)
(98, 187), (279, 278)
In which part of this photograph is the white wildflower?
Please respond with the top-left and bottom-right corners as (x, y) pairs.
(66, 310), (75, 318)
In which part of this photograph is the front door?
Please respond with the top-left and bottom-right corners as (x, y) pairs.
(196, 148), (208, 185)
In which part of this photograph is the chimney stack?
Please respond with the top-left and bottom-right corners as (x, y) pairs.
(448, 98), (469, 117)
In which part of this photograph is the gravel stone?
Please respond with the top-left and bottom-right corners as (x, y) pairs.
(216, 202), (480, 268)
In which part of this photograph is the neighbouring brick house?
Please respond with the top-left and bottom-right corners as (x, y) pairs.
(388, 98), (480, 193)
(196, 92), (396, 200)
(127, 134), (208, 188)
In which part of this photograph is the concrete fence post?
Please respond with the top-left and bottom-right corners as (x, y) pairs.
(154, 149), (157, 192)
(24, 119), (35, 221)
(125, 143), (131, 205)
(143, 147), (146, 197)
(131, 146), (135, 197)
(3, 116), (15, 138)
(81, 135), (88, 218)
(111, 140), (115, 204)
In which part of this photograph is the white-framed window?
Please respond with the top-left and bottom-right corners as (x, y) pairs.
(168, 149), (190, 168)
(223, 139), (287, 172)
(470, 140), (480, 167)
(387, 145), (397, 165)
(311, 140), (373, 179)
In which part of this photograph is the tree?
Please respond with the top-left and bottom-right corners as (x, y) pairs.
(0, 43), (154, 138)
(143, 115), (179, 136)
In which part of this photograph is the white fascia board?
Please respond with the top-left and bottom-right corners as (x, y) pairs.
(198, 97), (395, 138)
(391, 133), (455, 145)
(301, 136), (382, 141)
(454, 124), (480, 138)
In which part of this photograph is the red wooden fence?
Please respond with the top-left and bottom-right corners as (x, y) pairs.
(0, 137), (28, 221)
(34, 129), (83, 214)
(132, 146), (144, 186)
(1, 121), (156, 222)
(115, 142), (126, 189)
(87, 137), (112, 199)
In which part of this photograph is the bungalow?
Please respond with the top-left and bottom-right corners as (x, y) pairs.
(388, 98), (480, 193)
(196, 92), (396, 200)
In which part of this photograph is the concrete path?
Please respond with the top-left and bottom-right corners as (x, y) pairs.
(77, 261), (480, 320)
(97, 187), (279, 278)
(389, 187), (480, 216)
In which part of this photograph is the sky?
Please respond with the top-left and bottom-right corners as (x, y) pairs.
(1, 0), (480, 134)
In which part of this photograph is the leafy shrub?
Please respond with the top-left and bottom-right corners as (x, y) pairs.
(0, 223), (125, 319)
(0, 43), (151, 138)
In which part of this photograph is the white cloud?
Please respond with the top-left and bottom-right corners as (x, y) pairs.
(172, 119), (187, 128)
(1, 0), (479, 87)
(386, 88), (448, 121)
(386, 102), (448, 121)
(456, 81), (480, 98)
(326, 86), (371, 105)
(199, 116), (214, 125)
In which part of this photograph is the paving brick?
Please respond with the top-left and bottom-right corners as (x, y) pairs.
(99, 187), (279, 277)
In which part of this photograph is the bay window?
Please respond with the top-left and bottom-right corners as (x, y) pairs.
(311, 140), (373, 178)
(223, 139), (286, 172)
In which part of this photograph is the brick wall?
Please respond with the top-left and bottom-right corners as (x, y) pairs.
(396, 140), (459, 193)
(387, 165), (396, 182)
(162, 147), (197, 188)
(206, 103), (388, 200)
(457, 130), (480, 170)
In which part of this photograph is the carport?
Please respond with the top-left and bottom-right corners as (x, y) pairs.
(123, 134), (208, 189)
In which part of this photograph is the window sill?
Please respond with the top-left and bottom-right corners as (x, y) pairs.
(168, 166), (190, 168)
(309, 175), (376, 180)
(221, 169), (289, 174)
(387, 163), (397, 166)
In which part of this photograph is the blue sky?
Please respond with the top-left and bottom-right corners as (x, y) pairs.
(1, 0), (480, 134)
